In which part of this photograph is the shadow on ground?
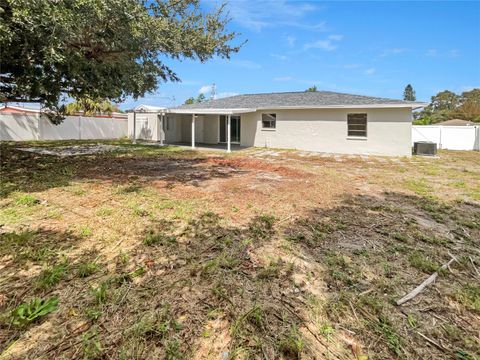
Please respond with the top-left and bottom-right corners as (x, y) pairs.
(1, 192), (478, 359)
(0, 143), (244, 197)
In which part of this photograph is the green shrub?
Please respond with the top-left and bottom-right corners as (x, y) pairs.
(37, 260), (68, 288)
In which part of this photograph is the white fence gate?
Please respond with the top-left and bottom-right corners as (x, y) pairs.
(0, 113), (128, 141)
(412, 125), (480, 151)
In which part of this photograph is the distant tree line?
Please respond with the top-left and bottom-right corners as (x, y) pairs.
(413, 88), (480, 124)
(184, 93), (207, 105)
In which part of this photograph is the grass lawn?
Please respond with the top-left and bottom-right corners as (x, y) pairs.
(0, 140), (479, 359)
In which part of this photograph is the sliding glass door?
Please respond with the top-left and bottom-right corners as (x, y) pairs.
(219, 115), (241, 143)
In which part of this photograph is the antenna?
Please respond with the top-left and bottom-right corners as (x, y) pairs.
(211, 83), (216, 100)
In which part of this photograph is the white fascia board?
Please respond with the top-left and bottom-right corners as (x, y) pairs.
(167, 103), (427, 114)
(256, 103), (428, 111)
(167, 108), (256, 115)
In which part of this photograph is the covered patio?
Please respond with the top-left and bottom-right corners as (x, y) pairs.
(131, 107), (254, 152)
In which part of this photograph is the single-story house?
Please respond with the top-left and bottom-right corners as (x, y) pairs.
(128, 91), (426, 156)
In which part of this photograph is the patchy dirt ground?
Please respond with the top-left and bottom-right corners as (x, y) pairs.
(0, 140), (479, 360)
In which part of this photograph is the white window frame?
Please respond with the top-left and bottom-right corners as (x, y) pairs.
(347, 113), (367, 138)
(261, 113), (276, 130)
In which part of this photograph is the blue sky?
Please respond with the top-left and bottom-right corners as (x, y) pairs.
(121, 0), (480, 110)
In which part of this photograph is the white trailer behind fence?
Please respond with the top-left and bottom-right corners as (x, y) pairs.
(0, 113), (128, 141)
(412, 125), (480, 151)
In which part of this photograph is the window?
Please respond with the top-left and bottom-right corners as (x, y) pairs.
(347, 113), (367, 137)
(262, 113), (276, 129)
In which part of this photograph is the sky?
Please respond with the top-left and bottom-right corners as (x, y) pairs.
(121, 0), (480, 110)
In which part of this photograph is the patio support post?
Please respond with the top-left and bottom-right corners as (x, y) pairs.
(159, 113), (164, 146)
(132, 111), (137, 144)
(227, 114), (231, 153)
(191, 114), (195, 149)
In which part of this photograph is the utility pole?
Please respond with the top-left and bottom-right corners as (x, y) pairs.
(210, 83), (216, 100)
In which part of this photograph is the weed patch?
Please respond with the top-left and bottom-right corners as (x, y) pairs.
(454, 285), (480, 313)
(77, 262), (99, 278)
(15, 193), (40, 206)
(37, 260), (69, 289)
(10, 297), (59, 326)
(408, 251), (439, 273)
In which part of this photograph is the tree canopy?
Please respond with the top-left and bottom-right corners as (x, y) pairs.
(0, 0), (241, 122)
(65, 99), (122, 116)
(403, 84), (416, 101)
(305, 86), (318, 92)
(184, 93), (207, 104)
(414, 88), (480, 124)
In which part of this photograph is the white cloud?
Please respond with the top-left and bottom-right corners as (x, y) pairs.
(380, 48), (409, 57)
(220, 0), (324, 32)
(425, 48), (460, 58)
(304, 33), (343, 51)
(270, 53), (288, 61)
(364, 68), (376, 75)
(328, 34), (344, 41)
(344, 64), (361, 69)
(285, 21), (328, 32)
(449, 49), (460, 58)
(274, 76), (293, 81)
(286, 35), (296, 47)
(231, 59), (262, 69)
(198, 85), (213, 94)
(460, 85), (479, 92)
(304, 39), (336, 51)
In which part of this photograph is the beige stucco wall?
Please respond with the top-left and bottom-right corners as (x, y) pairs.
(128, 113), (160, 141)
(203, 115), (219, 144)
(160, 114), (219, 144)
(129, 108), (412, 156)
(240, 108), (412, 156)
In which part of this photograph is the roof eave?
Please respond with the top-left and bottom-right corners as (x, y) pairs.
(168, 108), (256, 115)
(169, 103), (428, 114)
(256, 103), (428, 110)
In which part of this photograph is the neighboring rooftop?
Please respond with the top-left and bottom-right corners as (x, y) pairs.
(176, 91), (426, 111)
(133, 104), (167, 112)
(0, 105), (41, 113)
(436, 119), (476, 126)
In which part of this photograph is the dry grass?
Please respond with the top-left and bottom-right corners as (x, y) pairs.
(0, 140), (479, 359)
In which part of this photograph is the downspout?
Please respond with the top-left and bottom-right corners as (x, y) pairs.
(132, 111), (137, 144)
(160, 112), (165, 146)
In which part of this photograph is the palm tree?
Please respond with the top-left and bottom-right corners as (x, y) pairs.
(65, 98), (121, 115)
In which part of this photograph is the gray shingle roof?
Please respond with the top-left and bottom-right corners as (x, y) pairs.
(177, 91), (424, 110)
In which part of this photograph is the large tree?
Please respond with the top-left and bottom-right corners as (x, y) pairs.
(65, 99), (122, 115)
(429, 90), (459, 111)
(403, 84), (416, 101)
(0, 0), (241, 122)
(414, 88), (480, 124)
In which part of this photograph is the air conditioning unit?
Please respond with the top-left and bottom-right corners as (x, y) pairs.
(413, 141), (437, 156)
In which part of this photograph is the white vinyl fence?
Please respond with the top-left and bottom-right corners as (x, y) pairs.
(412, 125), (480, 151)
(0, 113), (128, 141)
